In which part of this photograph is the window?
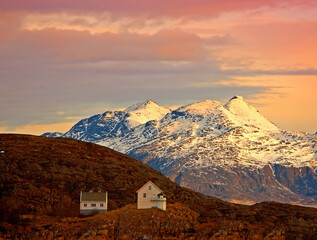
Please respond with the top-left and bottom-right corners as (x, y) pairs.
(100, 203), (104, 207)
(84, 203), (87, 207)
(148, 185), (151, 190)
(91, 203), (96, 207)
(143, 193), (146, 198)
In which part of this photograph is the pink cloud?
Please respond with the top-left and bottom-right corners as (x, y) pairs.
(0, 10), (236, 64)
(223, 20), (317, 69)
(3, 26), (208, 62)
(0, 0), (316, 18)
(0, 11), (24, 43)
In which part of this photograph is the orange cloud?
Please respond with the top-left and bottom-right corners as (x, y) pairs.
(0, 11), (25, 43)
(258, 82), (317, 132)
(1, 0), (316, 18)
(218, 21), (317, 70)
(16, 28), (207, 62)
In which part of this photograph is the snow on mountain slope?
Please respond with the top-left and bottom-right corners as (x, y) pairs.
(42, 96), (317, 204)
(124, 99), (171, 127)
(224, 96), (278, 131)
(175, 100), (222, 117)
(62, 100), (171, 143)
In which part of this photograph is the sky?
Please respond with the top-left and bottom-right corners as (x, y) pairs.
(0, 0), (316, 135)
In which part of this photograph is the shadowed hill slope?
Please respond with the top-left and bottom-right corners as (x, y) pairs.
(0, 134), (230, 217)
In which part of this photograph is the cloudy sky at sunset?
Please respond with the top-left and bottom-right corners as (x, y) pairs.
(0, 0), (316, 135)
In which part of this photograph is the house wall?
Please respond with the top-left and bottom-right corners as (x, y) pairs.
(80, 201), (107, 215)
(137, 182), (162, 209)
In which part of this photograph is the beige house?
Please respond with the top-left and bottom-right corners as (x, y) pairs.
(80, 190), (108, 215)
(136, 181), (166, 210)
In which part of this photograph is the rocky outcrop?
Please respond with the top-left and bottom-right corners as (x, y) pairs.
(272, 164), (317, 199)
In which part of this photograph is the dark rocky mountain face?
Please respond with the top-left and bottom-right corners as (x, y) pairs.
(63, 111), (133, 141)
(2, 134), (317, 239)
(42, 132), (63, 138)
(42, 97), (317, 204)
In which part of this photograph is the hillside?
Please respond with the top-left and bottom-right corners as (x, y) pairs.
(43, 97), (317, 204)
(25, 203), (317, 239)
(1, 134), (317, 239)
(0, 134), (229, 214)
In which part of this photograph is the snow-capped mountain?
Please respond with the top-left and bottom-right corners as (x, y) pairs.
(60, 100), (170, 144)
(43, 96), (317, 204)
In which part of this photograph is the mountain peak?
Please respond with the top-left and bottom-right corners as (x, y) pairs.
(230, 95), (244, 101)
(124, 100), (171, 127)
(124, 99), (159, 113)
(225, 96), (278, 131)
(224, 95), (250, 114)
(146, 99), (155, 104)
(177, 100), (222, 116)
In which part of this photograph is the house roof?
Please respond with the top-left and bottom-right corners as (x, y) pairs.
(81, 192), (107, 201)
(136, 181), (164, 193)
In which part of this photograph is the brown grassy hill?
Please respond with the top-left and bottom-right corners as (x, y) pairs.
(22, 203), (200, 239)
(25, 202), (317, 239)
(0, 134), (229, 214)
(1, 134), (317, 239)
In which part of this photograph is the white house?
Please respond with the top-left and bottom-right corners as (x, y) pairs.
(136, 181), (166, 210)
(80, 190), (108, 215)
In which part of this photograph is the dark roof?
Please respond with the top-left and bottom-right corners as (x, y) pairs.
(81, 192), (107, 201)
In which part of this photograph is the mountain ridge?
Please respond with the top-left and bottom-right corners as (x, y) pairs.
(42, 97), (317, 204)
